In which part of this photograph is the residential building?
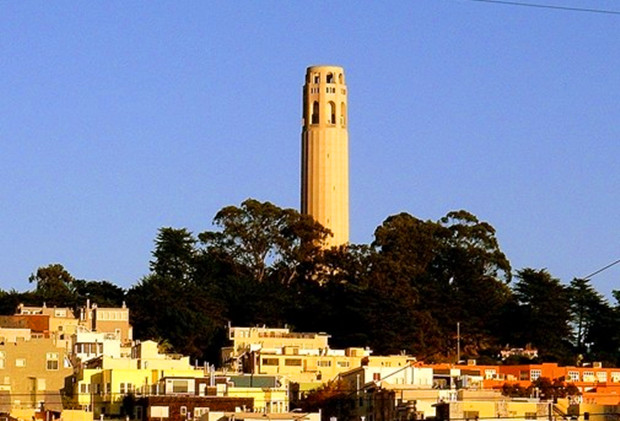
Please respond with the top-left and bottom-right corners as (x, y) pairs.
(223, 326), (415, 393)
(137, 395), (253, 421)
(79, 301), (132, 344)
(0, 334), (72, 419)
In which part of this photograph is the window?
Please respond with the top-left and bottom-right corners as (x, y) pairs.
(15, 358), (26, 368)
(46, 352), (59, 370)
(464, 411), (479, 421)
(340, 102), (346, 126)
(485, 369), (497, 379)
(172, 380), (189, 394)
(530, 369), (542, 381)
(317, 360), (331, 367)
(284, 359), (302, 366)
(311, 101), (319, 124)
(338, 73), (343, 83)
(180, 406), (187, 416)
(568, 371), (579, 381)
(525, 413), (537, 419)
(313, 74), (320, 84)
(327, 102), (336, 124)
(336, 361), (350, 368)
(120, 383), (126, 394)
(0, 351), (5, 369)
(262, 358), (279, 366)
(611, 372), (620, 382)
(519, 371), (528, 380)
(596, 372), (607, 382)
(194, 408), (209, 418)
(326, 73), (334, 83)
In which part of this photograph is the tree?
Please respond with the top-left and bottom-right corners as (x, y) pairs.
(150, 227), (197, 283)
(0, 289), (38, 315)
(198, 199), (329, 284)
(127, 227), (225, 362)
(437, 210), (512, 358)
(298, 380), (354, 421)
(369, 213), (449, 357)
(513, 268), (573, 362)
(73, 279), (126, 308)
(29, 263), (77, 306)
(569, 278), (605, 354)
(365, 210), (512, 360)
(127, 273), (225, 361)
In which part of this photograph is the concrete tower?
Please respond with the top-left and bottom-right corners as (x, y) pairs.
(301, 65), (349, 247)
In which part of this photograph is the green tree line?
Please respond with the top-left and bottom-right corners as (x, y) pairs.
(2, 199), (619, 366)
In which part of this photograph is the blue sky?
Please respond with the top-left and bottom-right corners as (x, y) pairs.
(1, 1), (618, 298)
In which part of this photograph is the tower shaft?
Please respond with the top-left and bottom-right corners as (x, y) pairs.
(301, 65), (349, 247)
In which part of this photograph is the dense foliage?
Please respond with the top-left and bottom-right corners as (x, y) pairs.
(2, 199), (619, 366)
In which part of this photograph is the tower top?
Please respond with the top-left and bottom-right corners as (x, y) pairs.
(305, 66), (346, 85)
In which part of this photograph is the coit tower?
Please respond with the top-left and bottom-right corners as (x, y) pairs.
(301, 65), (349, 247)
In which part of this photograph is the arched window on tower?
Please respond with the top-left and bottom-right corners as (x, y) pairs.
(326, 73), (334, 83)
(340, 102), (346, 126)
(313, 73), (320, 84)
(327, 101), (336, 125)
(311, 101), (319, 124)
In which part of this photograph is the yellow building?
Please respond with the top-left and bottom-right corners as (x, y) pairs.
(301, 65), (349, 247)
(70, 340), (202, 417)
(223, 326), (415, 393)
(434, 392), (551, 421)
(226, 375), (289, 413)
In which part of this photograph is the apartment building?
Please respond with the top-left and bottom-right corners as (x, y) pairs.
(0, 334), (72, 419)
(223, 326), (416, 393)
(79, 301), (132, 344)
(16, 304), (80, 342)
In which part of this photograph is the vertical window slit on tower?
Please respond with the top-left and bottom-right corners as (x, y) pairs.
(328, 102), (336, 125)
(311, 101), (319, 124)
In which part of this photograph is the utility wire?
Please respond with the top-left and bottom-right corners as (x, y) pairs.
(582, 258), (620, 280)
(461, 0), (620, 16)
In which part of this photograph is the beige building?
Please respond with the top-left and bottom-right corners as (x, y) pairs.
(79, 301), (132, 344)
(0, 301), (134, 420)
(16, 304), (80, 341)
(301, 65), (349, 247)
(0, 335), (72, 418)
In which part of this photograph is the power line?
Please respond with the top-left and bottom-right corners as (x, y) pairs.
(582, 258), (620, 280)
(461, 0), (620, 15)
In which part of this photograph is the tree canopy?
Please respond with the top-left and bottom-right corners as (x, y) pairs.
(2, 199), (619, 366)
